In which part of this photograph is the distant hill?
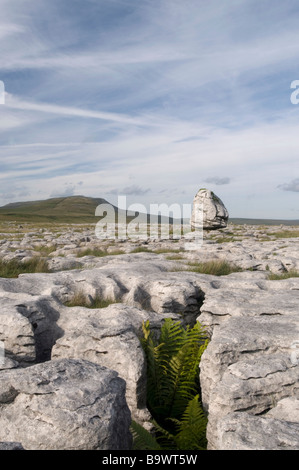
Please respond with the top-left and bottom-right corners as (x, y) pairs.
(0, 196), (116, 223)
(0, 195), (177, 224)
(229, 218), (299, 226)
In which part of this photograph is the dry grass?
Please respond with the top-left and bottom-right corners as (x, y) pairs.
(0, 256), (50, 278)
(187, 260), (243, 276)
(64, 290), (120, 308)
(77, 247), (124, 257)
(267, 270), (299, 280)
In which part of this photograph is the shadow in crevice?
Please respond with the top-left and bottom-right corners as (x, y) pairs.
(16, 299), (64, 364)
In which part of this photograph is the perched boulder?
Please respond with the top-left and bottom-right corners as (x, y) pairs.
(0, 358), (132, 450)
(191, 188), (229, 230)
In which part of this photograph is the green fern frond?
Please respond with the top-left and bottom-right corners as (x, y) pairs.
(139, 318), (209, 450)
(171, 395), (208, 450)
(130, 420), (162, 450)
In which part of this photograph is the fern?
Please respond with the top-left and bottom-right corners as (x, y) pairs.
(130, 420), (162, 450)
(170, 395), (208, 450)
(131, 396), (208, 450)
(142, 318), (208, 424)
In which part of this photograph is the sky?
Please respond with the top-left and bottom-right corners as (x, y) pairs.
(0, 0), (299, 219)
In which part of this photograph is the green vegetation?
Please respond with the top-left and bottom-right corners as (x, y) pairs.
(64, 290), (119, 308)
(271, 230), (299, 238)
(131, 247), (182, 254)
(166, 254), (184, 260)
(77, 247), (124, 257)
(187, 260), (243, 276)
(33, 244), (57, 256)
(267, 270), (299, 280)
(153, 248), (181, 254)
(131, 318), (208, 450)
(130, 246), (154, 253)
(0, 257), (50, 278)
(214, 236), (238, 243)
(0, 195), (116, 223)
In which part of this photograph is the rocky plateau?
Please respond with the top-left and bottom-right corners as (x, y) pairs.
(0, 219), (298, 450)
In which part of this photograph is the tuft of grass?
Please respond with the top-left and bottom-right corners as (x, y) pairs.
(214, 236), (240, 243)
(0, 256), (50, 278)
(77, 247), (124, 257)
(131, 247), (154, 253)
(34, 244), (57, 256)
(166, 254), (184, 260)
(271, 230), (299, 239)
(187, 260), (243, 276)
(153, 248), (182, 254)
(64, 290), (120, 308)
(267, 270), (299, 280)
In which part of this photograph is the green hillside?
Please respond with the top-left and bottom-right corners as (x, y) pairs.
(0, 196), (113, 223)
(0, 195), (174, 224)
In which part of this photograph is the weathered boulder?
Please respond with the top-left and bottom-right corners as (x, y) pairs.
(0, 358), (132, 450)
(191, 188), (229, 230)
(52, 303), (179, 423)
(216, 411), (299, 450)
(199, 274), (299, 450)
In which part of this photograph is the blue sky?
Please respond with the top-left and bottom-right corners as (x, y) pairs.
(0, 0), (299, 218)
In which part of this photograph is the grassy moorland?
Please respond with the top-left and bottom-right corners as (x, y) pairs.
(0, 196), (112, 223)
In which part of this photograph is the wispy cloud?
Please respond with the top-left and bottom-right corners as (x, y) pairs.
(205, 177), (231, 186)
(5, 93), (150, 126)
(108, 185), (151, 196)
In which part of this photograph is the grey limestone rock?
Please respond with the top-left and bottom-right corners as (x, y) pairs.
(0, 358), (132, 450)
(191, 188), (229, 230)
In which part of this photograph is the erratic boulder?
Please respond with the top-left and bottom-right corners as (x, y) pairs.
(191, 188), (229, 230)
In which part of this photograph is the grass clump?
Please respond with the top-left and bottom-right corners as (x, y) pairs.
(34, 244), (57, 256)
(131, 247), (154, 253)
(187, 260), (243, 276)
(77, 247), (124, 257)
(64, 290), (119, 308)
(271, 230), (299, 239)
(267, 270), (299, 280)
(0, 257), (50, 278)
(153, 248), (182, 254)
